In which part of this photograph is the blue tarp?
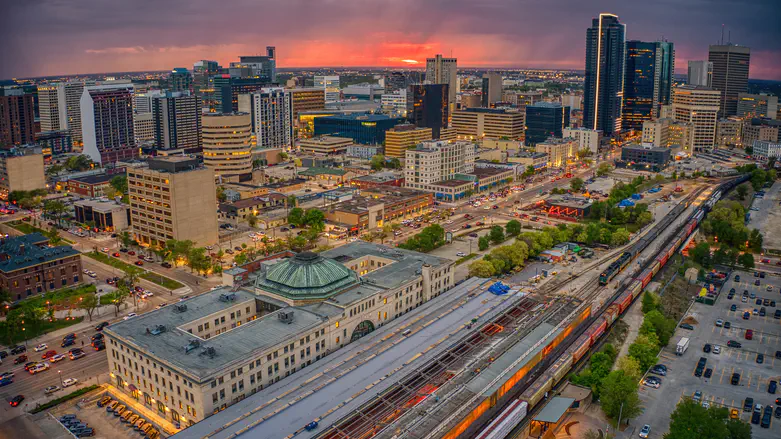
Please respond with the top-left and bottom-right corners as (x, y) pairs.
(619, 199), (635, 207)
(648, 187), (661, 194)
(488, 282), (511, 295)
(631, 193), (642, 200)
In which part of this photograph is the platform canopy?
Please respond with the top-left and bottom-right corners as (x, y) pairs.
(533, 397), (575, 424)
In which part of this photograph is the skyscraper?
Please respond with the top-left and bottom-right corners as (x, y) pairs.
(314, 76), (340, 103)
(151, 91), (202, 152)
(37, 84), (61, 132)
(57, 81), (87, 144)
(622, 41), (675, 130)
(80, 84), (138, 164)
(232, 47), (277, 82)
(583, 13), (626, 136)
(202, 113), (253, 178)
(687, 60), (713, 87)
(425, 54), (457, 114)
(168, 68), (193, 93)
(252, 88), (293, 150)
(672, 85), (721, 152)
(708, 44), (751, 117)
(384, 71), (408, 93)
(481, 72), (503, 108)
(407, 84), (449, 138)
(525, 102), (570, 145)
(737, 93), (779, 120)
(0, 90), (36, 148)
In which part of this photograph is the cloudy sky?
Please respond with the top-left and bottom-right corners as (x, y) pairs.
(2, 0), (780, 80)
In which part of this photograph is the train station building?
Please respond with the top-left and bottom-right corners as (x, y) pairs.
(543, 195), (593, 218)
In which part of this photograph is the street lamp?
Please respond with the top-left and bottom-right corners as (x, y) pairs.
(58, 370), (63, 387)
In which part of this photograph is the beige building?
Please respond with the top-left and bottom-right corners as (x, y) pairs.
(507, 151), (548, 170)
(482, 138), (522, 151)
(459, 93), (482, 109)
(103, 242), (454, 426)
(715, 118), (743, 147)
(671, 85), (721, 152)
(426, 54), (457, 113)
(438, 127), (456, 141)
(0, 147), (46, 199)
(405, 140), (475, 189)
(742, 121), (779, 148)
(451, 108), (524, 141)
(133, 112), (155, 144)
(203, 113), (253, 178)
(37, 85), (61, 132)
(384, 124), (433, 159)
(298, 136), (352, 155)
(128, 156), (218, 248)
(563, 128), (601, 154)
(641, 118), (694, 150)
(535, 138), (577, 168)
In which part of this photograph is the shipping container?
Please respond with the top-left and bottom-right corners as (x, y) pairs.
(569, 334), (592, 363)
(627, 280), (643, 300)
(549, 355), (574, 384)
(604, 304), (621, 325)
(587, 318), (608, 342)
(650, 260), (661, 276)
(617, 290), (633, 313)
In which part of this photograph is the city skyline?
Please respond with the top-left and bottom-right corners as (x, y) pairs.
(2, 0), (781, 80)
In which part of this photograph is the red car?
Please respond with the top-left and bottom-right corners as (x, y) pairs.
(128, 251), (136, 256)
(135, 261), (144, 266)
(41, 350), (57, 360)
(112, 252), (120, 257)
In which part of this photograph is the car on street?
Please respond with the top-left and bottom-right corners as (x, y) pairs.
(10, 345), (26, 355)
(0, 372), (14, 380)
(123, 313), (137, 320)
(95, 321), (109, 331)
(161, 262), (172, 268)
(61, 338), (75, 347)
(9, 395), (24, 407)
(639, 424), (651, 438)
(62, 378), (78, 387)
(44, 385), (60, 395)
(34, 343), (48, 352)
(679, 323), (694, 330)
(50, 354), (66, 363)
(69, 350), (85, 360)
(135, 260), (144, 266)
(13, 355), (28, 364)
(41, 350), (57, 360)
(30, 363), (49, 374)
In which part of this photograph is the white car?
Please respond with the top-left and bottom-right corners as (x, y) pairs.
(456, 252), (467, 257)
(87, 271), (97, 278)
(34, 343), (48, 352)
(123, 313), (138, 320)
(101, 247), (110, 253)
(713, 345), (721, 354)
(30, 363), (50, 374)
(140, 292), (154, 299)
(50, 354), (66, 363)
(44, 385), (60, 394)
(62, 378), (78, 387)
(639, 424), (651, 438)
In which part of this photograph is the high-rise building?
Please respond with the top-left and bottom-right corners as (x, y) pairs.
(687, 60), (713, 87)
(151, 91), (202, 152)
(313, 114), (402, 145)
(37, 85), (61, 132)
(381, 89), (408, 116)
(481, 73), (503, 107)
(451, 108), (524, 141)
(408, 84), (449, 138)
(425, 54), (457, 114)
(202, 113), (252, 178)
(0, 146), (45, 199)
(404, 140), (474, 189)
(314, 76), (340, 103)
(133, 113), (155, 144)
(231, 47), (277, 83)
(80, 84), (138, 164)
(193, 60), (220, 98)
(168, 68), (193, 93)
(525, 102), (570, 145)
(210, 76), (268, 114)
(583, 13), (626, 136)
(671, 85), (721, 152)
(708, 44), (751, 117)
(715, 117), (743, 147)
(737, 93), (778, 120)
(128, 156), (218, 247)
(35, 130), (73, 156)
(563, 128), (602, 155)
(384, 71), (409, 93)
(133, 92), (153, 115)
(384, 124), (433, 159)
(623, 41), (675, 130)
(252, 88), (293, 150)
(561, 94), (583, 113)
(0, 90), (36, 147)
(641, 118), (693, 150)
(56, 81), (88, 144)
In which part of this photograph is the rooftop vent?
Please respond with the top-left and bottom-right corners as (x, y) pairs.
(174, 303), (188, 313)
(148, 325), (167, 335)
(219, 293), (237, 302)
(184, 339), (201, 354)
(278, 310), (295, 324)
(199, 347), (217, 358)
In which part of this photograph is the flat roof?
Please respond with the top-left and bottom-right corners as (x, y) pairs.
(68, 173), (114, 185)
(471, 167), (513, 178)
(298, 167), (348, 176)
(533, 397), (575, 423)
(432, 179), (474, 188)
(105, 287), (327, 382)
(545, 195), (593, 208)
(73, 199), (127, 212)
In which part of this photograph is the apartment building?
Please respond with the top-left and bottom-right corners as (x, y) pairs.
(0, 146), (46, 199)
(202, 113), (253, 178)
(384, 124), (433, 159)
(450, 108), (524, 141)
(298, 136), (352, 155)
(671, 85), (721, 152)
(534, 138), (577, 168)
(563, 128), (601, 155)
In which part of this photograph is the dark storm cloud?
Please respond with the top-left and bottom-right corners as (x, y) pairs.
(1, 0), (779, 79)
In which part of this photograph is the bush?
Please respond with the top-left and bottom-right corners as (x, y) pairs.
(31, 385), (100, 413)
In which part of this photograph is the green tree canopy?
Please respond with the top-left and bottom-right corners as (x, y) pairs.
(600, 370), (643, 425)
(288, 207), (306, 227)
(505, 220), (522, 237)
(468, 260), (495, 278)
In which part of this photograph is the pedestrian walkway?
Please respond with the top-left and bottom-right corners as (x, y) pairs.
(104, 384), (181, 436)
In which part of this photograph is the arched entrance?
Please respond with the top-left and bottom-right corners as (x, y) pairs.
(351, 320), (375, 342)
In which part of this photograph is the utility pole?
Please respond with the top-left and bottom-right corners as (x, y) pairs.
(617, 401), (625, 435)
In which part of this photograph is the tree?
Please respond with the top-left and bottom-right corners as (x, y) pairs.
(666, 399), (737, 439)
(304, 209), (325, 232)
(43, 227), (64, 246)
(489, 225), (505, 244)
(689, 242), (712, 268)
(522, 165), (535, 178)
(610, 228), (630, 246)
(370, 154), (386, 171)
(640, 310), (676, 346)
(110, 175), (128, 195)
(288, 207), (306, 227)
(119, 231), (134, 249)
(600, 370), (643, 425)
(112, 285), (130, 317)
(388, 158), (402, 169)
(628, 333), (660, 371)
(596, 162), (612, 177)
(641, 291), (660, 314)
(505, 220), (522, 237)
(468, 260), (495, 278)
(279, 151), (289, 161)
(725, 419), (752, 439)
(570, 177), (585, 192)
(46, 163), (64, 177)
(616, 356), (641, 380)
(737, 252), (755, 269)
(735, 184), (748, 200)
(478, 236), (490, 251)
(65, 155), (93, 171)
(748, 229), (763, 253)
(79, 293), (99, 321)
(216, 186), (227, 203)
(247, 213), (258, 228)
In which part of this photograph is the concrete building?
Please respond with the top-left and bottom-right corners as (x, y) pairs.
(561, 94), (583, 113)
(289, 88), (326, 124)
(133, 112), (155, 144)
(481, 73), (503, 107)
(737, 93), (778, 120)
(451, 108), (524, 141)
(346, 144), (383, 160)
(81, 84), (139, 164)
(563, 128), (601, 155)
(709, 44), (751, 117)
(57, 81), (87, 144)
(169, 68), (193, 93)
(128, 156), (218, 248)
(37, 84), (61, 132)
(583, 13), (626, 136)
(151, 91), (202, 152)
(507, 151), (549, 171)
(193, 60), (221, 100)
(252, 88), (293, 150)
(526, 103), (570, 146)
(405, 140), (475, 189)
(535, 138), (577, 168)
(203, 113), (253, 178)
(384, 124), (433, 159)
(715, 117), (743, 147)
(742, 119), (780, 147)
(298, 136), (352, 155)
(687, 60), (713, 87)
(325, 188), (433, 231)
(74, 199), (130, 232)
(232, 48), (276, 82)
(620, 144), (671, 167)
(35, 130), (73, 156)
(0, 233), (82, 302)
(349, 172), (405, 190)
(752, 140), (781, 160)
(408, 84), (449, 138)
(641, 118), (694, 150)
(425, 54), (457, 114)
(0, 146), (46, 199)
(381, 89), (408, 116)
(671, 85), (721, 152)
(103, 242), (454, 426)
(314, 76), (340, 103)
(0, 90), (36, 148)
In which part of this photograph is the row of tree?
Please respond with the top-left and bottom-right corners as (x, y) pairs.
(370, 154), (402, 171)
(398, 224), (446, 252)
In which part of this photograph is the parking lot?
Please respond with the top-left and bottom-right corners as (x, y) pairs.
(634, 269), (781, 438)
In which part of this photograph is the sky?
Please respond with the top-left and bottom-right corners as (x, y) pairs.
(2, 0), (780, 80)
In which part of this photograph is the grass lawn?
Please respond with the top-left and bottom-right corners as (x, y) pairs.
(5, 221), (73, 243)
(0, 317), (83, 344)
(31, 385), (100, 414)
(22, 284), (97, 309)
(455, 253), (478, 265)
(85, 251), (185, 290)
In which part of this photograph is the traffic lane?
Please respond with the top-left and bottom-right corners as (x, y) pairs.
(0, 349), (107, 396)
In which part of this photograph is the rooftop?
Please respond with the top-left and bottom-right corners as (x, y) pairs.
(255, 251), (361, 301)
(68, 173), (114, 185)
(298, 167), (348, 177)
(432, 179), (474, 188)
(0, 233), (80, 273)
(545, 194), (593, 208)
(317, 113), (399, 122)
(352, 171), (404, 184)
(73, 199), (127, 212)
(471, 167), (513, 178)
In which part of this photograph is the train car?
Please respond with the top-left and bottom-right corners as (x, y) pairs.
(549, 355), (574, 384)
(599, 251), (634, 285)
(519, 373), (554, 408)
(649, 260), (661, 276)
(627, 280), (643, 300)
(568, 334), (592, 363)
(603, 304), (621, 325)
(616, 290), (633, 313)
(693, 210), (705, 224)
(586, 318), (608, 343)
(474, 400), (528, 439)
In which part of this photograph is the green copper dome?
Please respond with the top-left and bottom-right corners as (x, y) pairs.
(255, 252), (359, 301)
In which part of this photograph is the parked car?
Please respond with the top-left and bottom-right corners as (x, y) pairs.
(9, 395), (24, 407)
(680, 323), (695, 330)
(44, 385), (60, 395)
(650, 364), (667, 376)
(33, 343), (48, 352)
(732, 373), (741, 385)
(727, 340), (742, 348)
(95, 321), (109, 331)
(62, 378), (78, 387)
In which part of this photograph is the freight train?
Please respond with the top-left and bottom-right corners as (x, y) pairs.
(472, 176), (748, 439)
